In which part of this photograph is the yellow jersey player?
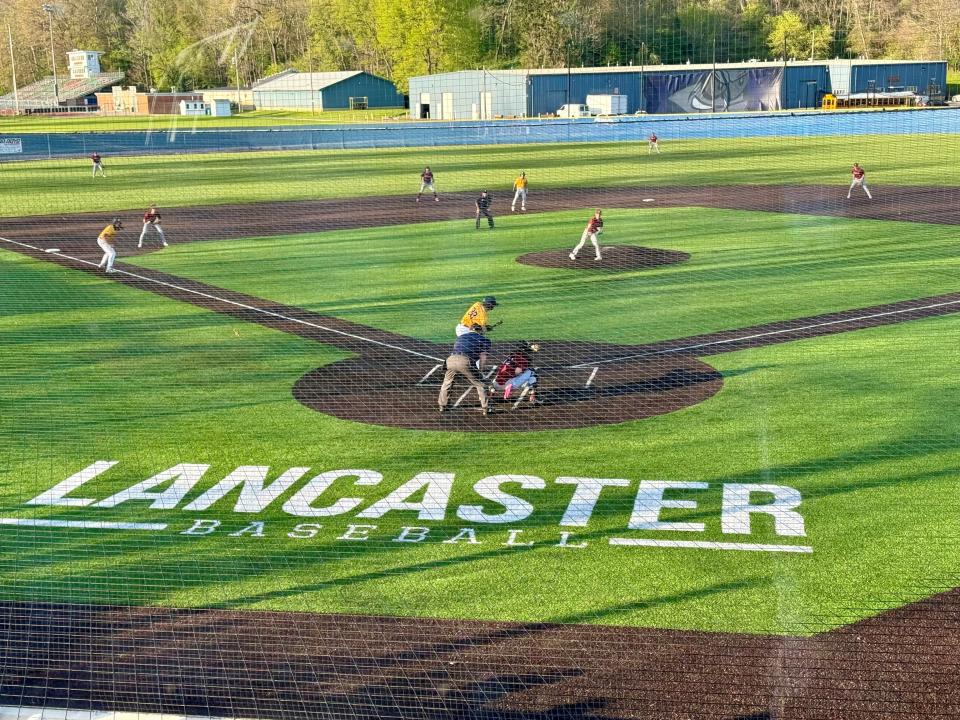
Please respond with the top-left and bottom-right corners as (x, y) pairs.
(97, 218), (123, 273)
(511, 171), (528, 212)
(455, 296), (498, 336)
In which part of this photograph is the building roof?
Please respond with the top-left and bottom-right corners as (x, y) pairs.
(0, 71), (124, 110)
(252, 71), (366, 92)
(412, 58), (946, 83)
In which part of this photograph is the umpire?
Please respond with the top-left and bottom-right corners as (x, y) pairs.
(439, 324), (492, 415)
(475, 190), (494, 229)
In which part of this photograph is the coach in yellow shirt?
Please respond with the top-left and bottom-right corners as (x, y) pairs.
(455, 296), (497, 336)
(511, 171), (528, 212)
(97, 218), (123, 274)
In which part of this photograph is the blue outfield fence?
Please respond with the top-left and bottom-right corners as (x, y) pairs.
(1, 107), (959, 160)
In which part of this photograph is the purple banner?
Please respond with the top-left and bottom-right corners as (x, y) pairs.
(643, 68), (783, 114)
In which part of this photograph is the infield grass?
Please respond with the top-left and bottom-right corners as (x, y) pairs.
(1, 132), (959, 217)
(128, 208), (960, 346)
(3, 206), (960, 635)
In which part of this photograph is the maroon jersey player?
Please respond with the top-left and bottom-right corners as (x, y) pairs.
(90, 152), (106, 178)
(570, 209), (604, 261)
(648, 133), (660, 154)
(417, 166), (439, 202)
(138, 205), (168, 248)
(847, 163), (872, 199)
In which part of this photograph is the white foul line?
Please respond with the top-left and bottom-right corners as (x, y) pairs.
(418, 363), (443, 384)
(609, 538), (812, 553)
(585, 367), (598, 387)
(0, 704), (259, 720)
(0, 236), (444, 363)
(0, 518), (168, 531)
(571, 297), (960, 369)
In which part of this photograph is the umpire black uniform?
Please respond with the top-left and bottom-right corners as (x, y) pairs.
(475, 191), (494, 229)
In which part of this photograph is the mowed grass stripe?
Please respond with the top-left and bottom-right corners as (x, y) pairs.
(0, 133), (958, 217)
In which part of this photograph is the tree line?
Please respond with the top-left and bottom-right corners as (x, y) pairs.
(0, 0), (957, 97)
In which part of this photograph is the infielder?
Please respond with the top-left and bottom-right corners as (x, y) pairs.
(90, 152), (106, 178)
(847, 163), (872, 199)
(138, 205), (168, 248)
(417, 166), (439, 202)
(97, 218), (123, 273)
(570, 209), (604, 261)
(648, 133), (660, 154)
(476, 190), (494, 229)
(511, 172), (528, 212)
(491, 342), (541, 404)
(456, 296), (498, 336)
(438, 324), (492, 415)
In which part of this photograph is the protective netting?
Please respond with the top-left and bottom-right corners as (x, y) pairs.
(1, 2), (960, 718)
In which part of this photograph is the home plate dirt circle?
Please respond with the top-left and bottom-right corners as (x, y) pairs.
(517, 245), (690, 271)
(292, 344), (723, 432)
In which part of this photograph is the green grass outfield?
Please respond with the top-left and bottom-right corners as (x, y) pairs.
(2, 207), (959, 635)
(1, 133), (958, 217)
(0, 108), (408, 133)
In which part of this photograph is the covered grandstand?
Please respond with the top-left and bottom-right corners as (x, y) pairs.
(0, 72), (124, 113)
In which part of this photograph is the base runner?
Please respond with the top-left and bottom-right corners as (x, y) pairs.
(847, 163), (873, 199)
(97, 218), (123, 273)
(570, 209), (604, 261)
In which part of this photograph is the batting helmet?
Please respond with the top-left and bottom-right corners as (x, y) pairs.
(482, 296), (497, 308)
(112, 218), (123, 229)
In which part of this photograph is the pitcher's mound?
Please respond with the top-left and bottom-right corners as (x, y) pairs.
(518, 246), (689, 271)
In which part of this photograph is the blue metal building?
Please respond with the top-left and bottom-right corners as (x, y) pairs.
(408, 60), (947, 119)
(252, 70), (404, 111)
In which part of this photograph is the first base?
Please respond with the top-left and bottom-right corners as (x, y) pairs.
(44, 248), (60, 253)
(642, 198), (656, 203)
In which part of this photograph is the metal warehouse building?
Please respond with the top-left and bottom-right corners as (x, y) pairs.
(409, 59), (947, 119)
(252, 70), (404, 111)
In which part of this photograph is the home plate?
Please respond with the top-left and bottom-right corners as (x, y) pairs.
(44, 248), (60, 253)
(642, 198), (656, 202)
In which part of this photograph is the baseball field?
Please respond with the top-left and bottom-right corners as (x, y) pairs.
(2, 121), (960, 717)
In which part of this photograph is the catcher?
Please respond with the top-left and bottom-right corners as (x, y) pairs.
(490, 342), (541, 404)
(138, 205), (168, 248)
(455, 296), (499, 336)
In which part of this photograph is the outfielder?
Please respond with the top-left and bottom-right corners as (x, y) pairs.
(476, 190), (494, 229)
(90, 152), (106, 178)
(138, 205), (168, 248)
(97, 218), (123, 273)
(438, 324), (492, 416)
(456, 296), (498, 336)
(847, 163), (873, 199)
(570, 209), (604, 261)
(511, 172), (528, 212)
(648, 133), (660, 154)
(417, 166), (439, 202)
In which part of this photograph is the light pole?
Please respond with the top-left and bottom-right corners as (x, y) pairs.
(41, 3), (60, 107)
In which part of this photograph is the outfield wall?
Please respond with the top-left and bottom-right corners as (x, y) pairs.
(1, 107), (958, 160)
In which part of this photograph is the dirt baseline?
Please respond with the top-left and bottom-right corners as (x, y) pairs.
(517, 245), (690, 271)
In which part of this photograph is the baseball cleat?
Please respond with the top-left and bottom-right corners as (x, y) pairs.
(434, 197), (439, 202)
(438, 405), (446, 414)
(481, 406), (493, 416)
(162, 241), (168, 247)
(569, 253), (576, 260)
(503, 385), (514, 400)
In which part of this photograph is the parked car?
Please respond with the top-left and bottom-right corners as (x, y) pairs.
(556, 103), (593, 118)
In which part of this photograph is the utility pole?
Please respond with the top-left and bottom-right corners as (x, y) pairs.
(639, 41), (645, 114)
(234, 45), (241, 112)
(6, 24), (19, 114)
(711, 38), (716, 113)
(42, 4), (59, 107)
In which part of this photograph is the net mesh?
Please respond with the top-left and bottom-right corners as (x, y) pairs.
(1, 1), (959, 717)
